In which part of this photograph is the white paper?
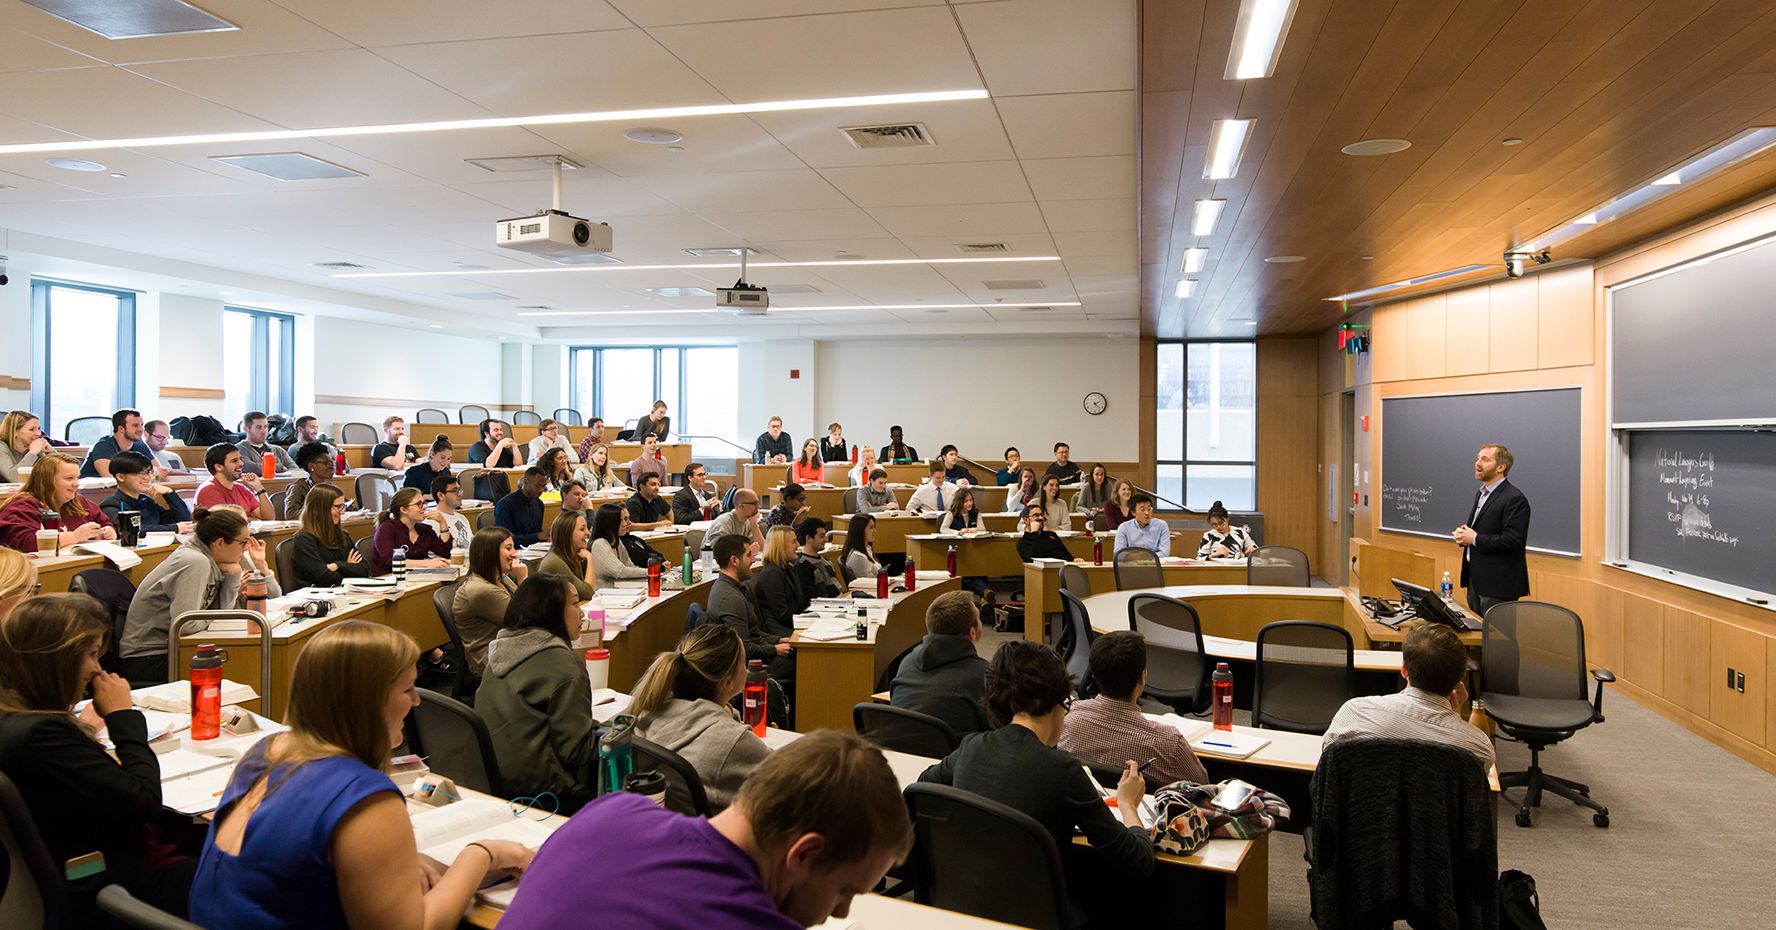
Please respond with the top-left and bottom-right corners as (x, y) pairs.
(1189, 730), (1271, 759)
(133, 679), (258, 714)
(71, 541), (142, 570)
(413, 799), (558, 864)
(1153, 713), (1212, 742)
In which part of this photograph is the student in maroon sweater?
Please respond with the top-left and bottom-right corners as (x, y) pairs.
(0, 453), (115, 552)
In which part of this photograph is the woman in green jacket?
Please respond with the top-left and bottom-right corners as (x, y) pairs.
(475, 575), (597, 809)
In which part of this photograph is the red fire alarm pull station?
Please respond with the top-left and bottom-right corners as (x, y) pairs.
(1361, 415), (1369, 432)
(789, 369), (800, 379)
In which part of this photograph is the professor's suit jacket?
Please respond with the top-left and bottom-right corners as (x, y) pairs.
(1458, 479), (1530, 599)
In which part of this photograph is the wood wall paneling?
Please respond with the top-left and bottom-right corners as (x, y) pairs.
(1486, 277), (1539, 372)
(1711, 622), (1767, 747)
(160, 386), (225, 399)
(1767, 636), (1776, 753)
(1662, 604), (1712, 718)
(1442, 287), (1490, 377)
(1535, 266), (1595, 368)
(1620, 591), (1665, 699)
(1256, 337), (1320, 572)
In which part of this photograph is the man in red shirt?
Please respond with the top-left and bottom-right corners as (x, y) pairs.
(196, 443), (273, 519)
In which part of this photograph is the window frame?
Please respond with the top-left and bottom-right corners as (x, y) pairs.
(29, 278), (137, 432)
(568, 345), (736, 436)
(1155, 338), (1259, 511)
(225, 305), (296, 419)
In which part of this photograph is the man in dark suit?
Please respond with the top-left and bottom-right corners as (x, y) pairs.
(1453, 443), (1530, 614)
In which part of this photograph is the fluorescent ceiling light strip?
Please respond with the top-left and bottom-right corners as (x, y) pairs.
(1203, 119), (1254, 180)
(520, 301), (1082, 318)
(1182, 248), (1208, 273)
(0, 89), (991, 155)
(1191, 199), (1226, 236)
(1175, 278), (1196, 299)
(334, 255), (1063, 279)
(1325, 263), (1490, 302)
(1226, 0), (1300, 80)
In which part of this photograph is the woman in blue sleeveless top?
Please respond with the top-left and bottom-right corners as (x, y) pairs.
(190, 620), (534, 929)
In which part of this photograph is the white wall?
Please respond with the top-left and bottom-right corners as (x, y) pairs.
(813, 335), (1140, 463)
(310, 317), (503, 431)
(0, 252), (37, 412)
(530, 345), (567, 418)
(156, 294), (226, 420)
(738, 340), (815, 444)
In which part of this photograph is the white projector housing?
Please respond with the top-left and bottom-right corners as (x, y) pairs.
(716, 284), (769, 315)
(495, 210), (613, 264)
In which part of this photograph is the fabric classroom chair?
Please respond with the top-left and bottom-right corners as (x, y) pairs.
(629, 736), (711, 817)
(95, 885), (205, 930)
(1112, 546), (1163, 590)
(352, 535), (375, 567)
(475, 510), (496, 531)
(272, 538), (299, 592)
(353, 472), (397, 514)
(551, 408), (583, 426)
(510, 410), (541, 426)
(459, 405), (490, 424)
(1251, 620), (1354, 734)
(1054, 589), (1097, 681)
(1058, 562), (1093, 598)
(1247, 545), (1311, 587)
(413, 408), (449, 425)
(69, 567), (134, 670)
(1127, 593), (1210, 714)
(338, 421), (378, 446)
(0, 771), (66, 930)
(903, 783), (1071, 930)
(409, 689), (511, 797)
(430, 582), (477, 703)
(842, 488), (859, 514)
(64, 416), (111, 445)
(852, 704), (959, 758)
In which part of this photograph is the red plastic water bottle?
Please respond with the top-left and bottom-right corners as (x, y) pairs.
(743, 659), (768, 737)
(905, 558), (917, 592)
(335, 451), (348, 475)
(261, 452), (276, 479)
(1211, 662), (1235, 732)
(946, 544), (959, 578)
(876, 566), (889, 599)
(1093, 537), (1103, 566)
(647, 561), (662, 597)
(190, 645), (226, 741)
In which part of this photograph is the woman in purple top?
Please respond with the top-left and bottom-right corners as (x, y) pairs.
(371, 488), (453, 575)
(190, 621), (531, 930)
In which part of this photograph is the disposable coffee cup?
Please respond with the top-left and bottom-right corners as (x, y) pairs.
(36, 529), (58, 555)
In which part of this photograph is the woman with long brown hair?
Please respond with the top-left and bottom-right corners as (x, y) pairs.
(292, 483), (371, 589)
(538, 510), (596, 601)
(0, 452), (116, 552)
(192, 620), (532, 929)
(629, 623), (771, 811)
(454, 526), (526, 677)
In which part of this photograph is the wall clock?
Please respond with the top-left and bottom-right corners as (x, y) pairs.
(1083, 392), (1107, 415)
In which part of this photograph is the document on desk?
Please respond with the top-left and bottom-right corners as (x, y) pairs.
(134, 679), (258, 714)
(412, 798), (559, 865)
(71, 541), (142, 570)
(1190, 730), (1271, 760)
(799, 618), (864, 642)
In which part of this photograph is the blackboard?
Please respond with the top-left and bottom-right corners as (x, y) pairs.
(1627, 429), (1776, 596)
(1379, 389), (1582, 556)
(1612, 234), (1776, 426)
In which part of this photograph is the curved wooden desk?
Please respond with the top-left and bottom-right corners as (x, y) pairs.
(1080, 585), (1360, 643)
(593, 580), (714, 692)
(789, 577), (963, 733)
(1021, 560), (1250, 642)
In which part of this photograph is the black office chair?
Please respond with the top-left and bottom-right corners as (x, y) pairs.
(95, 885), (206, 930)
(841, 488), (859, 514)
(413, 408), (449, 425)
(1127, 593), (1210, 714)
(0, 771), (66, 930)
(683, 602), (706, 635)
(352, 534), (375, 567)
(1112, 547), (1163, 590)
(1058, 562), (1093, 598)
(853, 704), (959, 758)
(70, 567), (134, 671)
(338, 421), (378, 446)
(1252, 620), (1354, 734)
(510, 410), (541, 426)
(472, 470), (511, 504)
(430, 583), (476, 703)
(1247, 544), (1311, 587)
(1055, 589), (1097, 681)
(409, 689), (510, 797)
(551, 408), (583, 426)
(903, 783), (1071, 930)
(1481, 601), (1614, 828)
(63, 416), (111, 445)
(272, 538), (299, 592)
(475, 510), (497, 531)
(630, 736), (712, 817)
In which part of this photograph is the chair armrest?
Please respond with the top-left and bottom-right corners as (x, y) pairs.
(1589, 667), (1614, 722)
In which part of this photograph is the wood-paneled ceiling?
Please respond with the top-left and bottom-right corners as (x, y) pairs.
(1144, 0), (1776, 338)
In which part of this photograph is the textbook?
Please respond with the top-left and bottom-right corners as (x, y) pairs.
(133, 679), (258, 713)
(411, 798), (558, 867)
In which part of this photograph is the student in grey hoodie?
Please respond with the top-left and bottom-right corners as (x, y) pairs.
(630, 624), (771, 812)
(475, 575), (598, 810)
(118, 507), (280, 686)
(890, 590), (990, 734)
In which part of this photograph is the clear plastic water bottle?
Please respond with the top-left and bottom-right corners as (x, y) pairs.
(1440, 570), (1454, 602)
(587, 595), (605, 643)
(391, 546), (407, 583)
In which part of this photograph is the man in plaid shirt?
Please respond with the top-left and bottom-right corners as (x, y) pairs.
(1058, 631), (1209, 785)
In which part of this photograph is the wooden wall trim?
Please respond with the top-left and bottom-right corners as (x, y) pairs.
(160, 386), (224, 399)
(313, 394), (517, 410)
(0, 375), (30, 390)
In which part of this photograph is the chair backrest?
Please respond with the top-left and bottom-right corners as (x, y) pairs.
(903, 783), (1071, 930)
(683, 528), (705, 555)
(510, 410), (541, 426)
(63, 416), (111, 445)
(853, 704), (959, 757)
(551, 408), (583, 426)
(1128, 593), (1209, 713)
(459, 405), (491, 424)
(272, 538), (298, 592)
(410, 689), (508, 796)
(629, 736), (712, 816)
(1253, 620), (1354, 734)
(1055, 589), (1096, 680)
(430, 582), (472, 702)
(475, 510), (496, 531)
(266, 490), (286, 520)
(413, 408), (449, 425)
(1112, 546), (1163, 590)
(1058, 562), (1093, 598)
(96, 885), (206, 930)
(0, 771), (64, 930)
(471, 470), (511, 503)
(1247, 544), (1311, 587)
(1480, 600), (1588, 702)
(69, 567), (135, 654)
(683, 602), (706, 635)
(354, 472), (397, 514)
(353, 534), (375, 567)
(338, 421), (378, 446)
(841, 488), (859, 514)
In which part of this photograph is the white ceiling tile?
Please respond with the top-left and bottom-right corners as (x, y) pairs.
(1037, 198), (1136, 233)
(8, 0), (354, 64)
(147, 138), (426, 192)
(1056, 255), (1134, 278)
(1051, 230), (1137, 259)
(702, 208), (891, 241)
(330, 127), (608, 188)
(130, 50), (494, 128)
(273, 0), (631, 45)
(0, 112), (79, 147)
(460, 175), (681, 218)
(863, 201), (1048, 238)
(743, 238), (914, 262)
(954, 0), (1136, 97)
(611, 0), (942, 28)
(1022, 155), (1135, 201)
(638, 169), (851, 214)
(893, 233), (1058, 260)
(751, 99), (1015, 168)
(0, 149), (251, 197)
(0, 28), (101, 73)
(817, 161), (1033, 207)
(532, 116), (805, 176)
(649, 7), (982, 100)
(995, 91), (1137, 159)
(0, 68), (275, 140)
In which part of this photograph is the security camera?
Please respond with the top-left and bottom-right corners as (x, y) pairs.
(1502, 249), (1550, 279)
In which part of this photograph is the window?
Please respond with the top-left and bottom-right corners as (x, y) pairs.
(1155, 341), (1256, 511)
(30, 280), (136, 436)
(569, 346), (739, 456)
(222, 307), (295, 427)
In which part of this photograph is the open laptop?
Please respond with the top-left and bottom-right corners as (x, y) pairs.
(1391, 577), (1483, 632)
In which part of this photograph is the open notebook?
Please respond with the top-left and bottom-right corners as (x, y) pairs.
(411, 799), (560, 907)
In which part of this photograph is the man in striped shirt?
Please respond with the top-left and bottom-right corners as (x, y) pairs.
(1323, 624), (1495, 770)
(1059, 630), (1209, 785)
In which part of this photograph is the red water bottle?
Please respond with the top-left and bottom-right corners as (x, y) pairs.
(1093, 537), (1103, 565)
(1211, 662), (1234, 731)
(905, 558), (917, 592)
(743, 659), (768, 737)
(647, 561), (662, 597)
(260, 452), (276, 479)
(190, 645), (227, 740)
(876, 566), (889, 599)
(335, 451), (349, 475)
(946, 544), (958, 578)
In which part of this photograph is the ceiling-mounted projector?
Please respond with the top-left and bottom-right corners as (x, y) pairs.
(495, 209), (612, 264)
(716, 281), (769, 315)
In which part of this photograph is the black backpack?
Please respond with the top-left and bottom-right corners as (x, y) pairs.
(183, 415), (235, 447)
(1499, 870), (1548, 930)
(266, 414), (296, 446)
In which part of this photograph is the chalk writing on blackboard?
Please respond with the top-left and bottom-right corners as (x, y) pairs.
(1656, 449), (1739, 547)
(1382, 485), (1432, 525)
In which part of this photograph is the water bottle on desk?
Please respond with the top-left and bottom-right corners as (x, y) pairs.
(946, 544), (959, 578)
(587, 595), (605, 644)
(190, 645), (227, 741)
(647, 561), (662, 598)
(904, 558), (916, 592)
(1210, 662), (1235, 732)
(334, 451), (348, 475)
(391, 546), (407, 584)
(743, 660), (768, 737)
(261, 452), (276, 480)
(875, 566), (889, 599)
(1440, 570), (1454, 603)
(681, 548), (694, 586)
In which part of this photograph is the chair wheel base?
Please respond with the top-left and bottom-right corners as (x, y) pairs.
(1593, 812), (1609, 828)
(1514, 810), (1532, 828)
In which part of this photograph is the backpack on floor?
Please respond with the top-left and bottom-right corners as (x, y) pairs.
(182, 415), (235, 447)
(1499, 869), (1548, 930)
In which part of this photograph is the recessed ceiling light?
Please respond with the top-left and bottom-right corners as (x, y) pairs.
(1203, 119), (1254, 179)
(1242, 320), (1258, 326)
(108, 172), (126, 178)
(1225, 0), (1300, 79)
(45, 157), (105, 172)
(1175, 279), (1197, 299)
(429, 324), (443, 329)
(1340, 139), (1411, 156)
(624, 128), (683, 145)
(332, 255), (1064, 280)
(0, 89), (991, 156)
(1191, 199), (1226, 236)
(1359, 255), (1374, 261)
(1181, 248), (1208, 273)
(1501, 137), (1524, 146)
(20, 0), (236, 39)
(1264, 255), (1305, 263)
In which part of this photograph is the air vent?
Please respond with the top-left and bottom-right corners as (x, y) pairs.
(955, 242), (1009, 253)
(449, 292), (516, 301)
(1018, 306), (1054, 313)
(212, 152), (364, 181)
(983, 279), (1046, 291)
(683, 247), (760, 257)
(840, 123), (935, 149)
(21, 0), (236, 39)
(464, 154), (582, 173)
(517, 305), (553, 310)
(310, 261), (369, 270)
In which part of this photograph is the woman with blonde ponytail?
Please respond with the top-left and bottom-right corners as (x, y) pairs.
(630, 624), (771, 811)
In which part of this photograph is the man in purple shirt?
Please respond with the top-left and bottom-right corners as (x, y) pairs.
(500, 731), (912, 929)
